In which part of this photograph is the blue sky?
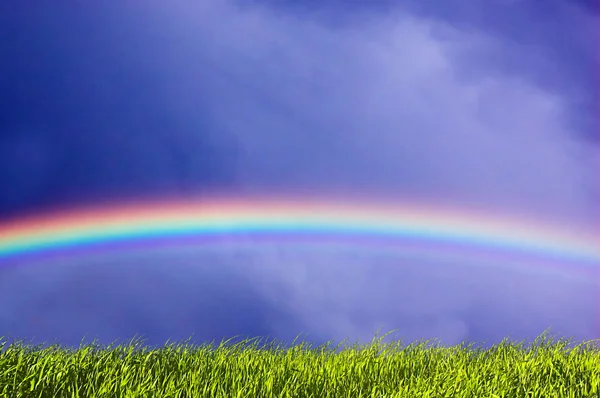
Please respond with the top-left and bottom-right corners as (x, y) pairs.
(0, 0), (598, 349)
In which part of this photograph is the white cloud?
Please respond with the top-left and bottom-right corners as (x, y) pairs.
(147, 0), (598, 229)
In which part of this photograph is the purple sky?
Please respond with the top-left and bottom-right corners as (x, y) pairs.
(0, 0), (598, 349)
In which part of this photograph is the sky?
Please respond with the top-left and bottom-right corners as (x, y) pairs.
(0, 0), (598, 350)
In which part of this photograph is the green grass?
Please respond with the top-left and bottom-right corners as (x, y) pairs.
(1, 331), (598, 398)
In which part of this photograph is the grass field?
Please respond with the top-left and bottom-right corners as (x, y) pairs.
(1, 331), (598, 397)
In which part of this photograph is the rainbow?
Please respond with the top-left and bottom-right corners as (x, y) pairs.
(0, 198), (598, 269)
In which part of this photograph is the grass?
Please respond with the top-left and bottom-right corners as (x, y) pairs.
(0, 331), (599, 398)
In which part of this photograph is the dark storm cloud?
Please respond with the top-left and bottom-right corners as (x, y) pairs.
(0, 3), (237, 218)
(0, 0), (598, 349)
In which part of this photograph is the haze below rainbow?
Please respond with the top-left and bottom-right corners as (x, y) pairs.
(0, 198), (597, 269)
